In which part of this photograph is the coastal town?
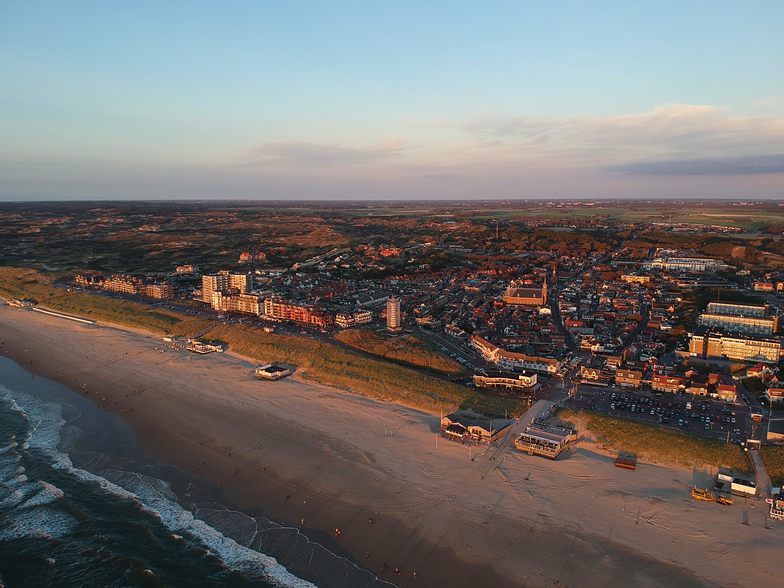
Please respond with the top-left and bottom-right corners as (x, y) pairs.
(64, 240), (784, 498)
(3, 200), (784, 586)
(3, 2), (783, 585)
(4, 202), (784, 476)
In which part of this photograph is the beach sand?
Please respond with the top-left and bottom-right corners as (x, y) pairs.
(1, 304), (782, 587)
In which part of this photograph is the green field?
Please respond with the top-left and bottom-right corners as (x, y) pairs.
(208, 323), (522, 417)
(458, 393), (529, 419)
(466, 205), (784, 229)
(558, 408), (752, 473)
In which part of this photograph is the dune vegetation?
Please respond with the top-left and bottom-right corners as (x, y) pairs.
(0, 266), (521, 417)
(559, 408), (752, 473)
(334, 328), (465, 376)
(205, 324), (476, 414)
(0, 267), (210, 336)
(761, 446), (784, 486)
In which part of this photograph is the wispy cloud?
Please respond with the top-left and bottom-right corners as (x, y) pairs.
(607, 153), (784, 176)
(454, 104), (784, 168)
(237, 138), (408, 168)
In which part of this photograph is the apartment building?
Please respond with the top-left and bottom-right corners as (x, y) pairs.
(698, 302), (777, 335)
(211, 291), (262, 315)
(689, 328), (782, 364)
(472, 371), (538, 392)
(753, 281), (775, 292)
(620, 274), (651, 285)
(335, 310), (373, 328)
(263, 297), (333, 327)
(615, 368), (643, 389)
(470, 335), (562, 374)
(142, 283), (174, 300)
(706, 301), (768, 318)
(102, 274), (143, 295)
(699, 312), (778, 335)
(651, 373), (684, 393)
(201, 270), (251, 302)
(647, 257), (730, 272)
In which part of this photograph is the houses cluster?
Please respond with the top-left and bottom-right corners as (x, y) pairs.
(559, 267), (648, 356)
(580, 356), (741, 402)
(70, 232), (784, 424)
(75, 272), (174, 300)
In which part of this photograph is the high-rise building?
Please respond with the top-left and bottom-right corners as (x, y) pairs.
(201, 270), (251, 302)
(386, 297), (402, 332)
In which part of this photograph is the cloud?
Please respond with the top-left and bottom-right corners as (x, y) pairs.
(237, 138), (408, 168)
(455, 104), (784, 165)
(607, 153), (784, 176)
(419, 172), (458, 180)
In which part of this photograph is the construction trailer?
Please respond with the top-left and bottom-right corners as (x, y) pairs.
(716, 467), (757, 497)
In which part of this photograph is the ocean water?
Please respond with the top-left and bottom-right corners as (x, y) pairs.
(0, 357), (389, 588)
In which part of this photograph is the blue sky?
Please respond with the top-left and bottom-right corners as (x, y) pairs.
(1, 1), (783, 199)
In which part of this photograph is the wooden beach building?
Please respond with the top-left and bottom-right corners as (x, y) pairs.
(440, 413), (512, 445)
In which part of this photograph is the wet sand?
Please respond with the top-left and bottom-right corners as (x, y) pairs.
(1, 303), (781, 587)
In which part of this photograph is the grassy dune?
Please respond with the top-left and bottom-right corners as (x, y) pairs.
(0, 266), (514, 416)
(761, 446), (784, 486)
(205, 324), (474, 414)
(334, 328), (465, 376)
(459, 393), (529, 419)
(559, 408), (752, 473)
(0, 267), (210, 336)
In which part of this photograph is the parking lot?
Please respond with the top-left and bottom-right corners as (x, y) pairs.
(567, 384), (753, 446)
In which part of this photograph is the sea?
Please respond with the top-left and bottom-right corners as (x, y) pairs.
(0, 355), (389, 588)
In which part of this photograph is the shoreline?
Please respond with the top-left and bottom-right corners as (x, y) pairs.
(0, 306), (511, 587)
(2, 304), (783, 587)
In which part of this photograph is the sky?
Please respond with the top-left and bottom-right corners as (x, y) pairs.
(1, 0), (783, 201)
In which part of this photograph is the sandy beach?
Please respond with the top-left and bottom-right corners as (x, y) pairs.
(1, 304), (782, 587)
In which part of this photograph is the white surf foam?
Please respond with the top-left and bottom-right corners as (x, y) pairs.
(0, 506), (78, 542)
(19, 481), (65, 509)
(0, 383), (315, 588)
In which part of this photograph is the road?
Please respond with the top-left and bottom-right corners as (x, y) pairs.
(548, 277), (576, 351)
(749, 449), (773, 497)
(474, 400), (556, 480)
